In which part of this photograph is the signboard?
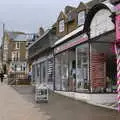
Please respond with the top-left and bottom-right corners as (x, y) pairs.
(116, 15), (120, 41)
(54, 34), (88, 54)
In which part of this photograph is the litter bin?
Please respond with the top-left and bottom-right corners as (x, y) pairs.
(35, 84), (48, 103)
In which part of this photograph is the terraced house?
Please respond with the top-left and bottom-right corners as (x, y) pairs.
(30, 0), (118, 104)
(2, 31), (33, 84)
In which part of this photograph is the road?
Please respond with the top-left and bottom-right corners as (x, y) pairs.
(12, 85), (120, 120)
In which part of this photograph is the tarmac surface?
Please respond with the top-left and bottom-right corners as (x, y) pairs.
(12, 85), (120, 120)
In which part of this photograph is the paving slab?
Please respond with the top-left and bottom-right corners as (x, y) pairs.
(0, 84), (49, 120)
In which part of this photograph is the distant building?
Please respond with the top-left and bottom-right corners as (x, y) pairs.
(28, 28), (57, 89)
(2, 31), (34, 84)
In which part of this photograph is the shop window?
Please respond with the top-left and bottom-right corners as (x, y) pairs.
(37, 64), (39, 77)
(32, 65), (35, 83)
(91, 43), (117, 93)
(40, 61), (47, 84)
(39, 63), (41, 83)
(76, 44), (89, 91)
(55, 49), (76, 91)
(68, 49), (76, 91)
(61, 51), (68, 91)
(55, 54), (62, 90)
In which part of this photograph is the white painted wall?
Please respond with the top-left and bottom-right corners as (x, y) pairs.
(90, 9), (114, 39)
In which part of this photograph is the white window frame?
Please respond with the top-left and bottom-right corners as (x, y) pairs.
(59, 20), (64, 32)
(16, 42), (20, 49)
(12, 52), (15, 61)
(16, 51), (20, 60)
(78, 11), (85, 26)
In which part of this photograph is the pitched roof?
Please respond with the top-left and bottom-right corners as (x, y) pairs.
(57, 11), (67, 21)
(14, 34), (27, 41)
(6, 31), (27, 42)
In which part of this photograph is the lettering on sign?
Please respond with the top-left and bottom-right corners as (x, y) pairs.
(54, 34), (88, 54)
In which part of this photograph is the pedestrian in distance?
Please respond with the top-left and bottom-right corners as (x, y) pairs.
(28, 71), (32, 82)
(0, 71), (4, 84)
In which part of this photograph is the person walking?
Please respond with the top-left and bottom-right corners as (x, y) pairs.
(0, 71), (4, 84)
(28, 71), (32, 82)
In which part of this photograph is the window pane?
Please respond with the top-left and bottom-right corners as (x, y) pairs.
(76, 44), (89, 91)
(59, 20), (64, 32)
(78, 11), (85, 26)
(55, 54), (61, 90)
(91, 43), (117, 93)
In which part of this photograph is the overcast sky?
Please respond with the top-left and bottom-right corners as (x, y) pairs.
(0, 0), (90, 42)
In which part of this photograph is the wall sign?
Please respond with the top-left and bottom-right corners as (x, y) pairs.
(54, 34), (88, 54)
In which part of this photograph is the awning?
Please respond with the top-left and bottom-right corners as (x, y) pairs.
(54, 25), (84, 46)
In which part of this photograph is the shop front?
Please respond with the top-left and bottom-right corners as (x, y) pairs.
(54, 31), (117, 93)
(54, 33), (90, 92)
(32, 55), (54, 90)
(90, 32), (117, 93)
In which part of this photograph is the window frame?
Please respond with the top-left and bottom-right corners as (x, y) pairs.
(59, 19), (65, 33)
(78, 11), (85, 26)
(16, 42), (20, 49)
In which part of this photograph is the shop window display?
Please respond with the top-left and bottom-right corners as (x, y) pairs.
(68, 49), (76, 91)
(39, 63), (41, 83)
(55, 54), (61, 90)
(76, 44), (89, 92)
(91, 43), (117, 93)
(61, 52), (68, 91)
(32, 65), (35, 82)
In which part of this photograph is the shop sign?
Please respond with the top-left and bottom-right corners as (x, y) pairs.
(116, 15), (120, 41)
(54, 33), (88, 54)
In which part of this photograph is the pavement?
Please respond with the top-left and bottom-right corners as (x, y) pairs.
(0, 83), (49, 120)
(11, 85), (120, 120)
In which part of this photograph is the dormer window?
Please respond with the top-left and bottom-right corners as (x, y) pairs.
(78, 11), (85, 26)
(59, 20), (64, 32)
